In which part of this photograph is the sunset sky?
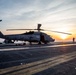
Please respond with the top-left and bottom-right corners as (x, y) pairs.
(0, 0), (76, 42)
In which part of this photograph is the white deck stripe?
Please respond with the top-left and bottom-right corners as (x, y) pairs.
(0, 44), (76, 51)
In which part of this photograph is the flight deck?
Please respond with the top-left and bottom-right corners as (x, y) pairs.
(0, 43), (76, 75)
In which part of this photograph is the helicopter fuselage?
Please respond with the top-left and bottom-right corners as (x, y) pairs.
(3, 31), (55, 44)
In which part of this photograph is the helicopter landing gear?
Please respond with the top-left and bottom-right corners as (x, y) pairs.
(4, 39), (14, 43)
(44, 41), (48, 44)
(29, 41), (32, 45)
(38, 41), (41, 44)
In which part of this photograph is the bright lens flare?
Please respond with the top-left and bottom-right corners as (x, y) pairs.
(60, 34), (68, 40)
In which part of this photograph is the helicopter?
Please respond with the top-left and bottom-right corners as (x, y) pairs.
(0, 24), (71, 45)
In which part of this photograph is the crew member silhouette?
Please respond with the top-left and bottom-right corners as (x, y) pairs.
(73, 37), (75, 43)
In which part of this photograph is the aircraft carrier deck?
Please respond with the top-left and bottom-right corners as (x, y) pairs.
(0, 42), (76, 75)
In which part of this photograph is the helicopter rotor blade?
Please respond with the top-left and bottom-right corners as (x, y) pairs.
(7, 24), (42, 31)
(41, 29), (72, 35)
(7, 29), (72, 35)
(6, 23), (72, 35)
(6, 29), (37, 31)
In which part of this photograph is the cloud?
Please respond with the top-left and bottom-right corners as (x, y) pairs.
(0, 0), (76, 31)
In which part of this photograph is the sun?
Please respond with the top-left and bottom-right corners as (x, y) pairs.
(60, 34), (68, 40)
